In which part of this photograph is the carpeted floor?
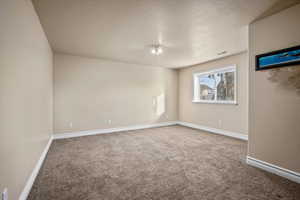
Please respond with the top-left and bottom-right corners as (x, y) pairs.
(28, 125), (300, 200)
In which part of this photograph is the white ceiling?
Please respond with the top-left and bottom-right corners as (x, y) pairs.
(32, 0), (297, 68)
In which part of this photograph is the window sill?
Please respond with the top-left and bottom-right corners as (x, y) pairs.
(192, 100), (238, 105)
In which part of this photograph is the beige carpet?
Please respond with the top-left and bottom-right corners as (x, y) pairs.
(28, 125), (300, 200)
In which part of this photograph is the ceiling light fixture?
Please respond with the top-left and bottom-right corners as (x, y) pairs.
(150, 45), (163, 55)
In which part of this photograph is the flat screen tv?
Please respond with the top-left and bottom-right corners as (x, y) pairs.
(256, 45), (300, 71)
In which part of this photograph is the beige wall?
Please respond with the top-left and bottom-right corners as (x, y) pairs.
(178, 52), (248, 135)
(249, 4), (300, 173)
(0, 0), (53, 199)
(54, 53), (178, 133)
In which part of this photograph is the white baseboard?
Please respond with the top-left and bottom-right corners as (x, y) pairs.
(246, 156), (300, 184)
(19, 136), (53, 200)
(53, 121), (178, 140)
(54, 121), (248, 141)
(177, 121), (248, 141)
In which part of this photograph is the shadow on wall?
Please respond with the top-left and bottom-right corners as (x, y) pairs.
(268, 66), (300, 95)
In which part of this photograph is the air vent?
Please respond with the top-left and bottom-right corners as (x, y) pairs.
(217, 51), (227, 55)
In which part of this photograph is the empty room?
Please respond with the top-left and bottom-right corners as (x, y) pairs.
(1, 0), (300, 199)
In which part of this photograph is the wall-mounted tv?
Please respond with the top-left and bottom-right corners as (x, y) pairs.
(256, 45), (300, 71)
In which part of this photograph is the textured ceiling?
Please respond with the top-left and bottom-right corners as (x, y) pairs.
(32, 0), (298, 68)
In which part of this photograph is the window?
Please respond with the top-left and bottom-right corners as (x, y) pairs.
(193, 66), (237, 104)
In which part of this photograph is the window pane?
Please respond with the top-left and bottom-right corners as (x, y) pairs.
(216, 71), (234, 101)
(199, 74), (216, 100)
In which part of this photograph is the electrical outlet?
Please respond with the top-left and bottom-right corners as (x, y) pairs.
(165, 114), (169, 119)
(108, 120), (112, 124)
(2, 188), (8, 200)
(218, 120), (222, 127)
(69, 122), (73, 128)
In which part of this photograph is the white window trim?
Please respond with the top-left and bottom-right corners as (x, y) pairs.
(192, 65), (237, 105)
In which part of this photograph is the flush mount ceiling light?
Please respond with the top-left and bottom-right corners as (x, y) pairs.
(150, 45), (163, 55)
